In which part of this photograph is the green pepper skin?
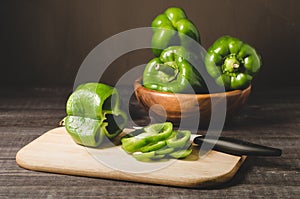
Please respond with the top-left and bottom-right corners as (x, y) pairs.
(143, 46), (207, 93)
(65, 83), (127, 147)
(205, 36), (262, 90)
(121, 136), (148, 153)
(152, 7), (200, 56)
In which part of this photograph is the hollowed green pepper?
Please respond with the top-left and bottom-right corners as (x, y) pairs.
(65, 83), (127, 147)
(152, 7), (200, 56)
(205, 36), (262, 90)
(143, 46), (207, 93)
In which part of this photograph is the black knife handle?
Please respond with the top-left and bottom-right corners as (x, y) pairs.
(194, 136), (282, 156)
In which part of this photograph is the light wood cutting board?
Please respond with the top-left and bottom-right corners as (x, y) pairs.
(16, 127), (246, 188)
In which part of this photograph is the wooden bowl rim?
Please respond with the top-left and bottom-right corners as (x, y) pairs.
(134, 77), (251, 98)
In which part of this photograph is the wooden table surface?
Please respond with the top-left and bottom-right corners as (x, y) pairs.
(0, 86), (299, 198)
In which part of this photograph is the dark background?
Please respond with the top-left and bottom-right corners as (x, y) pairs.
(0, 0), (299, 90)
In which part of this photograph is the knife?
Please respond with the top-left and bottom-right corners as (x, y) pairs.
(193, 135), (282, 156)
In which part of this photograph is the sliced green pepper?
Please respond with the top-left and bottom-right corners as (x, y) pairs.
(160, 130), (192, 159)
(65, 83), (127, 147)
(140, 141), (166, 153)
(143, 122), (173, 142)
(132, 151), (155, 162)
(132, 151), (165, 162)
(205, 36), (262, 90)
(155, 147), (174, 155)
(152, 7), (200, 56)
(169, 149), (192, 159)
(121, 122), (193, 161)
(143, 46), (207, 93)
(121, 135), (149, 153)
(121, 122), (173, 153)
(166, 130), (191, 148)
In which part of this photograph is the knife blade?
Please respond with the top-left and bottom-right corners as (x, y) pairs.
(193, 135), (282, 156)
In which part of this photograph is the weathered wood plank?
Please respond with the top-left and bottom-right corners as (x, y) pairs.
(0, 87), (300, 197)
(0, 184), (298, 198)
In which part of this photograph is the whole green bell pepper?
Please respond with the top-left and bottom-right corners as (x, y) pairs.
(64, 83), (127, 147)
(205, 36), (262, 90)
(152, 7), (200, 56)
(143, 46), (207, 93)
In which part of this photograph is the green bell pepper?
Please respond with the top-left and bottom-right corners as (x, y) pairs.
(152, 7), (200, 56)
(205, 36), (262, 90)
(143, 46), (207, 93)
(64, 83), (127, 147)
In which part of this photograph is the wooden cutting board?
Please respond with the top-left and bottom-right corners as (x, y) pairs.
(16, 127), (245, 188)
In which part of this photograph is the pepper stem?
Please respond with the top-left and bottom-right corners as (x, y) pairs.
(223, 56), (240, 73)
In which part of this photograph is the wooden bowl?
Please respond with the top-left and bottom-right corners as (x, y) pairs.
(134, 77), (251, 128)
